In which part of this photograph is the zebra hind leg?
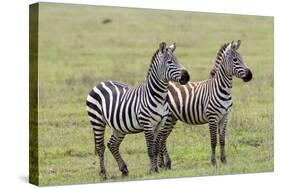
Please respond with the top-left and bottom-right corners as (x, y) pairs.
(107, 131), (129, 177)
(91, 122), (107, 179)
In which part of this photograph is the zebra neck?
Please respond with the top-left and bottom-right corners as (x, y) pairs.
(213, 64), (233, 93)
(145, 73), (169, 104)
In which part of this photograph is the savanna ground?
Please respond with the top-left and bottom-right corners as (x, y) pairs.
(33, 2), (273, 186)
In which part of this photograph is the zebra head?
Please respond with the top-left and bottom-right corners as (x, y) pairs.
(225, 40), (252, 82)
(158, 42), (190, 85)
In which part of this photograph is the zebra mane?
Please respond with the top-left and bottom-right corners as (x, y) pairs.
(146, 49), (160, 79)
(209, 42), (230, 77)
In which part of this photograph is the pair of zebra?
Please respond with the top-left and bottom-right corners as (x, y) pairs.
(86, 41), (252, 179)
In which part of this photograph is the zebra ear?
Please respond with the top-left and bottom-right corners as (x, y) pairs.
(159, 42), (166, 53)
(226, 43), (232, 53)
(230, 41), (235, 49)
(230, 40), (241, 50)
(168, 42), (176, 52)
(236, 40), (241, 50)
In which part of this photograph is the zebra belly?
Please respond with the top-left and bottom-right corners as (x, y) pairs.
(179, 116), (208, 125)
(104, 106), (143, 134)
(175, 100), (208, 125)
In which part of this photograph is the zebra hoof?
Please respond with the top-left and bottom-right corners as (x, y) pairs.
(150, 167), (159, 174)
(121, 164), (129, 177)
(99, 169), (107, 180)
(155, 167), (159, 173)
(158, 160), (165, 168)
(221, 156), (227, 164)
(164, 160), (171, 170)
(121, 170), (129, 177)
(211, 158), (217, 167)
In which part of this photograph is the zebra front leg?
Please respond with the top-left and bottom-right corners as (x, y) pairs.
(155, 130), (169, 169)
(154, 131), (163, 168)
(158, 129), (173, 169)
(155, 132), (164, 168)
(107, 131), (128, 176)
(162, 140), (172, 169)
(144, 127), (158, 173)
(218, 117), (227, 164)
(159, 119), (176, 169)
(208, 120), (218, 167)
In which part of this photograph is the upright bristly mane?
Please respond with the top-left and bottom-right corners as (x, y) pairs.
(209, 43), (229, 77)
(146, 49), (161, 79)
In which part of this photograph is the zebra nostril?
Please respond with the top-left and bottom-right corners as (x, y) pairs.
(179, 70), (190, 85)
(243, 68), (252, 82)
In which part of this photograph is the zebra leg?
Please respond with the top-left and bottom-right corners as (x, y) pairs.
(219, 117), (227, 164)
(159, 128), (173, 169)
(208, 121), (218, 167)
(107, 131), (128, 176)
(92, 123), (107, 179)
(154, 131), (163, 168)
(159, 119), (176, 169)
(156, 128), (173, 169)
(162, 136), (172, 169)
(144, 127), (158, 173)
(155, 132), (164, 168)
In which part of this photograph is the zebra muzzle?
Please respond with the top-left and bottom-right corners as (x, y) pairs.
(179, 69), (190, 85)
(243, 68), (252, 82)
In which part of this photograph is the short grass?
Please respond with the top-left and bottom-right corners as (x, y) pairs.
(35, 2), (273, 186)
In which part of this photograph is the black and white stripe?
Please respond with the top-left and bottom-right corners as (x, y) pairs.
(156, 40), (252, 168)
(86, 42), (190, 178)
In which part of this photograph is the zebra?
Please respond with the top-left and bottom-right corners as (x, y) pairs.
(156, 40), (252, 169)
(86, 42), (190, 179)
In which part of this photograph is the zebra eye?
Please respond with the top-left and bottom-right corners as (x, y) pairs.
(233, 58), (238, 62)
(167, 61), (173, 65)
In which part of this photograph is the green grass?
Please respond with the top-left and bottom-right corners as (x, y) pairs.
(35, 2), (273, 186)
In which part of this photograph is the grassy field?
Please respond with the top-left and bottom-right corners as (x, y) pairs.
(35, 2), (274, 186)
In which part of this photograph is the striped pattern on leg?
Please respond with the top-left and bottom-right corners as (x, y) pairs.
(107, 131), (128, 176)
